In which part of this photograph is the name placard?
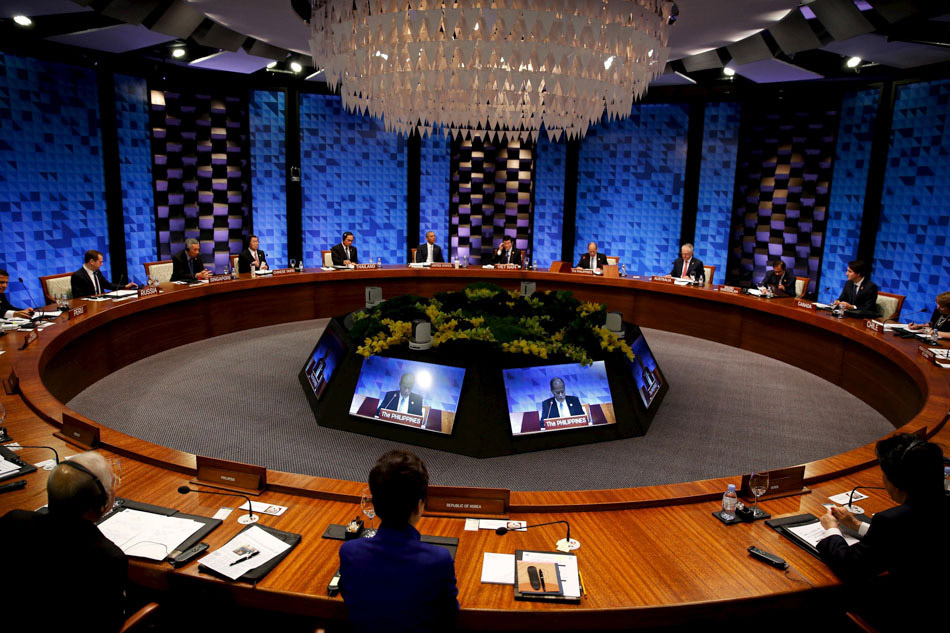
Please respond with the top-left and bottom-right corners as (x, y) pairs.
(570, 267), (595, 275)
(194, 455), (267, 494)
(866, 319), (884, 333)
(68, 304), (87, 320)
(796, 300), (815, 311)
(137, 285), (159, 299)
(354, 262), (380, 270)
(379, 408), (424, 428)
(55, 412), (100, 450)
(651, 275), (675, 284)
(207, 274), (232, 284)
(426, 485), (510, 517)
(272, 267), (297, 276)
(430, 262), (455, 269)
(543, 415), (590, 430)
(918, 345), (936, 364)
(20, 328), (38, 350)
(719, 285), (741, 295)
(495, 263), (520, 270)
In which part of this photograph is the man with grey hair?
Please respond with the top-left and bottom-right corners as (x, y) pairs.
(414, 231), (444, 264)
(669, 243), (705, 283)
(0, 451), (127, 631)
(171, 238), (211, 281)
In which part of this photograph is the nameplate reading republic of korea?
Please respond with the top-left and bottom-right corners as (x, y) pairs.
(796, 300), (815, 310)
(67, 304), (87, 320)
(651, 275), (675, 284)
(378, 408), (425, 428)
(272, 268), (297, 276)
(207, 274), (232, 284)
(865, 319), (884, 333)
(719, 285), (741, 295)
(569, 268), (594, 275)
(137, 285), (159, 299)
(354, 262), (381, 270)
(429, 262), (455, 269)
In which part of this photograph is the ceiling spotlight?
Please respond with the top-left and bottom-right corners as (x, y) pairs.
(723, 67), (736, 77)
(266, 61), (277, 69)
(171, 48), (186, 59)
(846, 56), (861, 68)
(290, 61), (303, 73)
(13, 15), (32, 27)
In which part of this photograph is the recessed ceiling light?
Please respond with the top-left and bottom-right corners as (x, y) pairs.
(846, 56), (861, 68)
(266, 61), (277, 69)
(723, 67), (736, 76)
(171, 48), (186, 58)
(13, 15), (32, 27)
(290, 61), (303, 73)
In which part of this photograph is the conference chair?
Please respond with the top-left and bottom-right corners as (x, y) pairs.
(605, 256), (619, 266)
(120, 602), (160, 633)
(143, 260), (174, 284)
(321, 250), (333, 267)
(876, 291), (905, 322)
(410, 247), (417, 263)
(795, 276), (810, 298)
(39, 271), (73, 305)
(703, 265), (716, 285)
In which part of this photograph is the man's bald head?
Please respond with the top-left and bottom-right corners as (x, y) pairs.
(47, 452), (116, 519)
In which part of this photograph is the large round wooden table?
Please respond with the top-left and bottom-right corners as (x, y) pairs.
(2, 267), (947, 629)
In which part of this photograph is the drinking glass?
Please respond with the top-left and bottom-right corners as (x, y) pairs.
(749, 472), (769, 519)
(361, 487), (377, 537)
(290, 259), (296, 270)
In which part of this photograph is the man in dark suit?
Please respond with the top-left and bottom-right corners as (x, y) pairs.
(669, 243), (704, 283)
(70, 250), (137, 299)
(237, 234), (268, 273)
(0, 451), (128, 632)
(817, 434), (948, 630)
(577, 242), (608, 270)
(759, 260), (796, 296)
(377, 373), (424, 417)
(834, 259), (879, 314)
(0, 268), (32, 318)
(539, 377), (585, 425)
(414, 231), (444, 264)
(339, 449), (459, 633)
(491, 236), (521, 266)
(171, 238), (212, 282)
(331, 231), (359, 266)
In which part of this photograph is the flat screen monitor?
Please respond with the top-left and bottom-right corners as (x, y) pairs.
(349, 356), (465, 435)
(627, 334), (663, 408)
(304, 325), (346, 400)
(503, 361), (615, 435)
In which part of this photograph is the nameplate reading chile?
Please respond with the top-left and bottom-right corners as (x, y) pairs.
(865, 320), (883, 333)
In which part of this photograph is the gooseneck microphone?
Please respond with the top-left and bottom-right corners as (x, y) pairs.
(178, 485), (259, 524)
(17, 277), (38, 315)
(847, 486), (885, 513)
(495, 519), (579, 551)
(14, 445), (60, 465)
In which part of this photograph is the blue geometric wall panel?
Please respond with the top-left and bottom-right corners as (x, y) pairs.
(115, 73), (155, 282)
(873, 79), (950, 317)
(300, 93), (406, 266)
(0, 52), (106, 307)
(694, 101), (741, 283)
(250, 90), (287, 265)
(419, 133), (450, 258)
(533, 135), (566, 269)
(818, 88), (879, 303)
(576, 103), (689, 274)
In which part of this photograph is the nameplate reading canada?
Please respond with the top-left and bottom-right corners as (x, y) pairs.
(796, 300), (814, 310)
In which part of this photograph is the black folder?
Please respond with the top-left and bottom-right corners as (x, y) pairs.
(0, 444), (38, 483)
(766, 512), (868, 561)
(199, 523), (301, 585)
(513, 549), (581, 604)
(97, 497), (223, 560)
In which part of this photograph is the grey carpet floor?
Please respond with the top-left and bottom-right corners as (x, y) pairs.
(68, 320), (895, 491)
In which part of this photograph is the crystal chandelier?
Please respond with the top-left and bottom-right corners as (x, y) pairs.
(309, 1), (674, 142)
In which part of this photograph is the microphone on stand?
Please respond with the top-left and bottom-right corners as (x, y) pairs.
(17, 277), (37, 318)
(178, 485), (259, 524)
(494, 519), (579, 552)
(13, 445), (60, 467)
(845, 486), (885, 514)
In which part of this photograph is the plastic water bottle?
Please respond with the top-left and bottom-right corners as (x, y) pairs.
(377, 257), (381, 268)
(231, 265), (238, 280)
(298, 258), (303, 272)
(621, 263), (626, 277)
(721, 484), (738, 521)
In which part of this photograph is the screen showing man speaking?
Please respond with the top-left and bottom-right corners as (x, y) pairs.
(349, 356), (465, 434)
(503, 361), (616, 435)
(304, 326), (346, 399)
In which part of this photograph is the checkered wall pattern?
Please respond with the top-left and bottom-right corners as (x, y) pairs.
(449, 137), (535, 266)
(532, 136), (567, 270)
(694, 101), (742, 284)
(727, 103), (840, 288)
(249, 90), (287, 266)
(575, 104), (689, 275)
(115, 74), (156, 282)
(299, 93), (406, 266)
(148, 87), (252, 272)
(873, 78), (950, 318)
(419, 134), (451, 260)
(0, 52), (107, 308)
(818, 88), (879, 303)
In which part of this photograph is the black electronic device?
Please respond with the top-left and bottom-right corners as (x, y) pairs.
(0, 479), (27, 494)
(747, 545), (788, 570)
(327, 568), (342, 596)
(170, 542), (209, 567)
(527, 565), (541, 590)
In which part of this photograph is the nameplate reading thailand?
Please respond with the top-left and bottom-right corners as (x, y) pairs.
(543, 415), (590, 430)
(719, 285), (741, 295)
(207, 274), (232, 284)
(495, 264), (520, 270)
(137, 285), (159, 299)
(570, 268), (594, 275)
(866, 320), (883, 333)
(67, 304), (87, 320)
(651, 275), (675, 284)
(430, 262), (455, 269)
(272, 268), (297, 276)
(378, 408), (425, 428)
(796, 300), (815, 310)
(354, 263), (380, 270)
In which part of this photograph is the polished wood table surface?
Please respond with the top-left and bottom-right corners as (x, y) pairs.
(2, 268), (947, 628)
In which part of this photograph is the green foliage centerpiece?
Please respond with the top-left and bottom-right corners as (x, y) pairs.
(348, 283), (634, 366)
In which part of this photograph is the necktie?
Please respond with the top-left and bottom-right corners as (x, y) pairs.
(345, 247), (350, 260)
(93, 272), (101, 295)
(189, 258), (195, 276)
(590, 256), (595, 270)
(506, 250), (511, 264)
(398, 396), (408, 413)
(558, 400), (569, 418)
(681, 259), (690, 279)
(253, 251), (259, 267)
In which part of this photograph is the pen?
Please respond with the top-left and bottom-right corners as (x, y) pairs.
(230, 550), (260, 567)
(538, 569), (546, 592)
(578, 570), (587, 597)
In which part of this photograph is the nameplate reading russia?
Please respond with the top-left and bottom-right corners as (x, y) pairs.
(137, 285), (159, 299)
(67, 304), (86, 320)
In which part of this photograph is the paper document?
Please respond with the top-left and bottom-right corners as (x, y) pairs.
(213, 507), (234, 520)
(481, 553), (515, 585)
(813, 302), (832, 309)
(478, 519), (526, 531)
(106, 290), (138, 298)
(0, 458), (20, 475)
(464, 518), (479, 532)
(928, 347), (950, 358)
(883, 323), (909, 330)
(34, 311), (62, 317)
(520, 551), (581, 598)
(673, 278), (690, 286)
(200, 525), (290, 580)
(786, 521), (860, 548)
(828, 491), (868, 505)
(85, 296), (112, 301)
(747, 288), (764, 296)
(98, 509), (205, 561)
(238, 501), (288, 516)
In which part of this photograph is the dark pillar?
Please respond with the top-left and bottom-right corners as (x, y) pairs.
(98, 70), (129, 283)
(285, 87), (303, 264)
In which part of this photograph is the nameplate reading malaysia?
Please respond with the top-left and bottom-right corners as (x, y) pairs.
(272, 268), (297, 276)
(137, 285), (159, 299)
(543, 415), (590, 430)
(207, 274), (232, 284)
(495, 264), (520, 270)
(378, 408), (424, 428)
(866, 319), (884, 333)
(796, 300), (815, 311)
(651, 275), (675, 284)
(719, 285), (741, 295)
(918, 345), (936, 364)
(354, 263), (381, 270)
(67, 304), (87, 320)
(430, 262), (455, 269)
(569, 267), (595, 275)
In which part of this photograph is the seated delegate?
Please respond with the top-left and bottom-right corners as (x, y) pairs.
(833, 259), (879, 315)
(758, 260), (795, 296)
(71, 249), (137, 298)
(907, 291), (950, 340)
(331, 231), (359, 266)
(171, 238), (212, 282)
(669, 243), (704, 283)
(415, 231), (444, 264)
(237, 234), (268, 273)
(576, 242), (608, 271)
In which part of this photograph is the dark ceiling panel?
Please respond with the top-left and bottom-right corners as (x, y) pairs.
(101, 0), (163, 25)
(245, 40), (288, 61)
(770, 9), (823, 55)
(682, 49), (723, 72)
(811, 0), (876, 41)
(867, 0), (927, 24)
(193, 21), (248, 52)
(727, 33), (773, 65)
(149, 0), (204, 39)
